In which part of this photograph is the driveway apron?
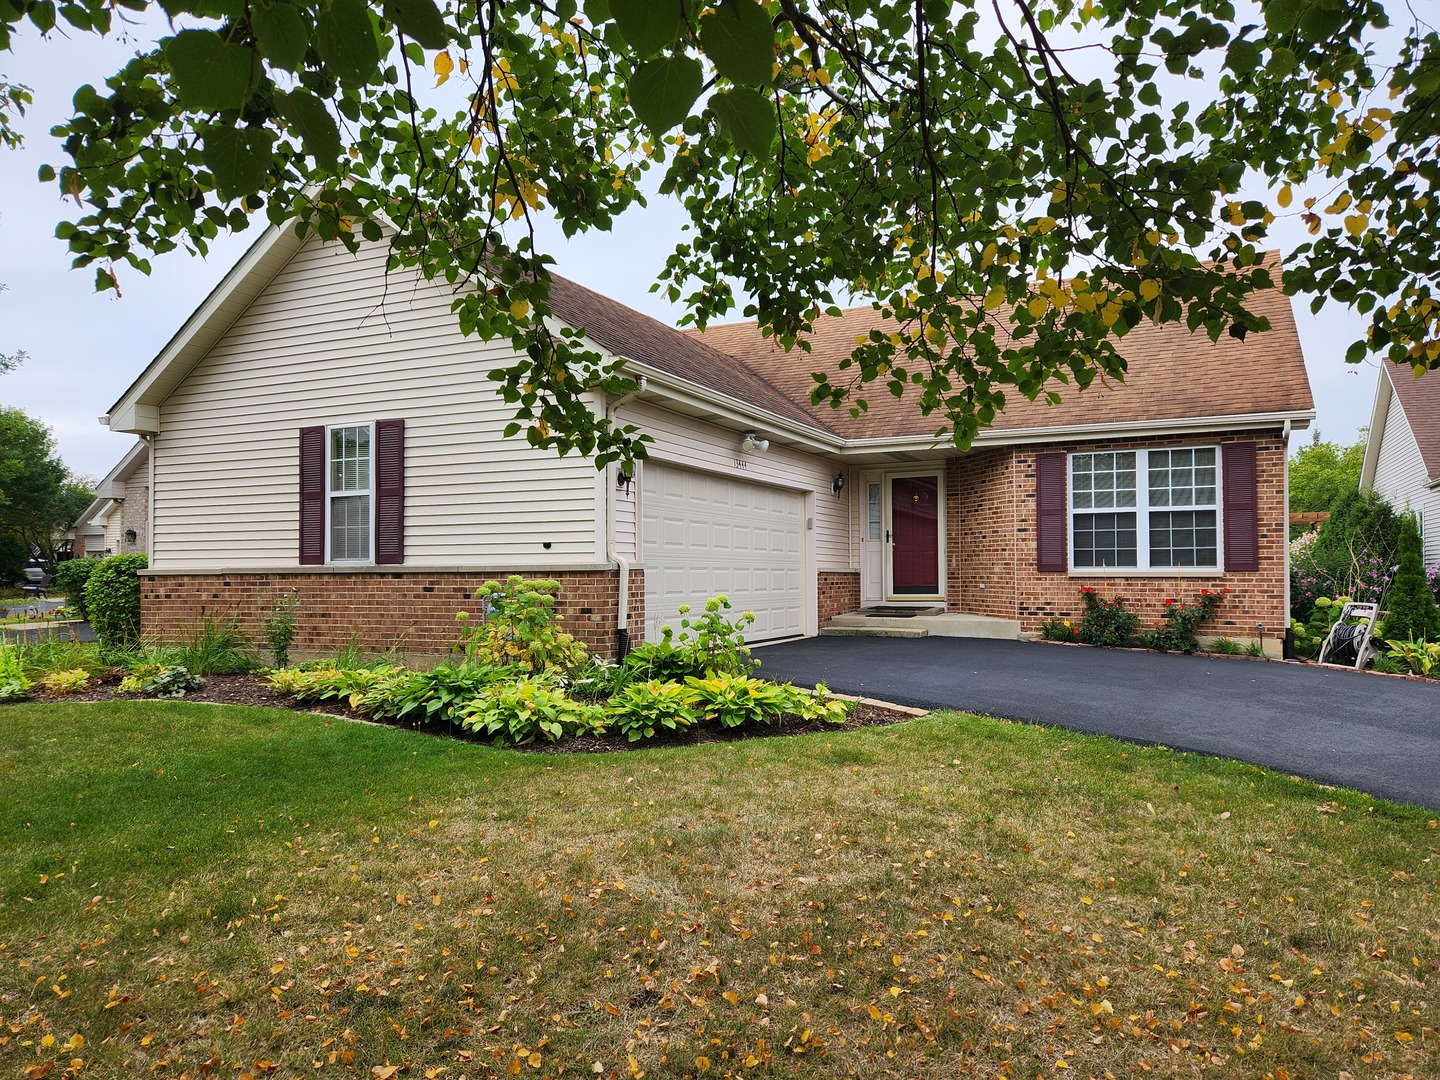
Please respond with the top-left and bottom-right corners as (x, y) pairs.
(755, 636), (1440, 810)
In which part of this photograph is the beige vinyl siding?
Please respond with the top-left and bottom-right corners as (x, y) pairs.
(102, 507), (123, 556)
(1371, 381), (1440, 564)
(151, 238), (601, 570)
(613, 470), (638, 561)
(615, 400), (853, 571)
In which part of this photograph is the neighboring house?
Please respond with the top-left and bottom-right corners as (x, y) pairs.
(1360, 362), (1440, 564)
(103, 227), (1315, 657)
(70, 440), (150, 558)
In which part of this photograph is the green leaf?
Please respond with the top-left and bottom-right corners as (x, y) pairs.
(386, 0), (449, 50)
(164, 29), (260, 112)
(316, 0), (381, 88)
(1297, 3), (1346, 43)
(709, 87), (774, 158)
(93, 266), (113, 292)
(251, 0), (309, 72)
(200, 124), (276, 199)
(628, 55), (702, 134)
(609, 0), (683, 57)
(699, 0), (774, 86)
(1263, 0), (1302, 34)
(277, 89), (342, 171)
(1225, 39), (1260, 75)
(36, 163), (56, 182)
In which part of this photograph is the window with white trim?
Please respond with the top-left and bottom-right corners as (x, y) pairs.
(328, 424), (373, 561)
(1071, 447), (1219, 570)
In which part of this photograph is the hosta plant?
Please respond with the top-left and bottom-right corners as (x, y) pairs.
(459, 677), (603, 745)
(1383, 637), (1440, 678)
(684, 673), (797, 728)
(606, 680), (699, 742)
(144, 665), (206, 698)
(42, 668), (91, 695)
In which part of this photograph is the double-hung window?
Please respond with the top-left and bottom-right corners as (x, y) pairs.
(1070, 447), (1219, 570)
(299, 419), (405, 566)
(328, 424), (372, 562)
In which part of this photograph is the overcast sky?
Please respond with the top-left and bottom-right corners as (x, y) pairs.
(0, 16), (1382, 482)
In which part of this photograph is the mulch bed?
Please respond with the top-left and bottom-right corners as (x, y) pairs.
(34, 673), (924, 753)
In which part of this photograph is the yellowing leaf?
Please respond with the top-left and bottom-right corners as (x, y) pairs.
(983, 285), (1006, 311)
(1027, 295), (1048, 319)
(1139, 278), (1161, 302)
(434, 51), (454, 87)
(511, 299), (531, 320)
(528, 1051), (543, 1067)
(1277, 184), (1293, 208)
(1344, 213), (1369, 237)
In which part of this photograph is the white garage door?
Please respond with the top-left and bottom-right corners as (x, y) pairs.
(642, 464), (806, 643)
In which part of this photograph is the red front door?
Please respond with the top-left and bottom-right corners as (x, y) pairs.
(891, 475), (939, 595)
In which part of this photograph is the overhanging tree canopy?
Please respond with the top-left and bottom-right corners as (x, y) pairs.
(2, 0), (1435, 465)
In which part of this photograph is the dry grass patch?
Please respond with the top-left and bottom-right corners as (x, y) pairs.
(0, 702), (1435, 1079)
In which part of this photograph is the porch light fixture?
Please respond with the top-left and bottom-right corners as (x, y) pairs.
(124, 529), (138, 544)
(740, 431), (769, 454)
(616, 466), (633, 495)
(832, 473), (845, 495)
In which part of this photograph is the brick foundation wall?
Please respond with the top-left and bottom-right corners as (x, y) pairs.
(1009, 432), (1290, 644)
(817, 570), (860, 627)
(140, 568), (643, 659)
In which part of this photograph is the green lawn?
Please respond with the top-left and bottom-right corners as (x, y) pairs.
(1, 702), (1435, 1079)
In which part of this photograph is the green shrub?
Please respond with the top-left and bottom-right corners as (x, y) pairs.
(459, 676), (602, 744)
(42, 668), (91, 695)
(51, 559), (99, 620)
(173, 613), (261, 675)
(1077, 589), (1138, 647)
(457, 576), (588, 674)
(1208, 637), (1242, 655)
(261, 592), (300, 668)
(621, 638), (712, 682)
(606, 679), (699, 741)
(1290, 595), (1352, 660)
(1142, 589), (1225, 653)
(0, 534), (25, 587)
(0, 643), (33, 702)
(1291, 490), (1402, 619)
(84, 553), (149, 653)
(1379, 514), (1440, 644)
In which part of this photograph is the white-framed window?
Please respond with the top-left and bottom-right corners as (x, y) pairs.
(1070, 447), (1220, 571)
(328, 423), (373, 562)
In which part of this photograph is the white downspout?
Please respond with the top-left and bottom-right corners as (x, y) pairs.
(605, 376), (647, 656)
(142, 433), (155, 560)
(1282, 419), (1292, 656)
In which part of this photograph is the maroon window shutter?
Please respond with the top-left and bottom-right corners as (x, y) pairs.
(1036, 452), (1068, 573)
(1222, 441), (1259, 572)
(375, 418), (405, 565)
(299, 426), (325, 565)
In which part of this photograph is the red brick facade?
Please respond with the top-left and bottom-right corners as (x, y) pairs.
(140, 567), (645, 660)
(946, 430), (1290, 646)
(817, 570), (860, 627)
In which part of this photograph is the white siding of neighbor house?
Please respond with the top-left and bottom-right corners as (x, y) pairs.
(1372, 381), (1440, 565)
(151, 238), (602, 570)
(613, 399), (853, 571)
(102, 507), (123, 557)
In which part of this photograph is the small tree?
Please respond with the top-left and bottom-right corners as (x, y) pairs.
(84, 553), (149, 654)
(1292, 490), (1404, 619)
(1381, 514), (1440, 645)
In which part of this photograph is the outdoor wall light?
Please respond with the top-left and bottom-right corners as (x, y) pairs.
(740, 431), (769, 454)
(832, 474), (845, 495)
(124, 529), (138, 544)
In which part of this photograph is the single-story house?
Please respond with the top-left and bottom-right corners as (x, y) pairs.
(1360, 362), (1440, 564)
(103, 227), (1315, 656)
(69, 439), (150, 559)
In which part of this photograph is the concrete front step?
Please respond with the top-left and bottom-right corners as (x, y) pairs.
(819, 625), (930, 639)
(825, 610), (1023, 640)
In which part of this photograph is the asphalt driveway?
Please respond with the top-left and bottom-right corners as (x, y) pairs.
(755, 636), (1440, 810)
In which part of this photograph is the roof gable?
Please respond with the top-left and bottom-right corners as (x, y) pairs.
(1383, 362), (1440, 480)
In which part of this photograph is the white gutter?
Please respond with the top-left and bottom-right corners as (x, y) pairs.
(143, 433), (156, 557)
(837, 409), (1318, 457)
(605, 376), (648, 655)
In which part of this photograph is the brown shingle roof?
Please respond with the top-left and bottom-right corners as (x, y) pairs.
(691, 283), (1314, 440)
(1386, 362), (1440, 479)
(545, 273), (838, 435)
